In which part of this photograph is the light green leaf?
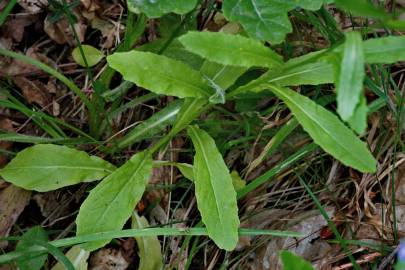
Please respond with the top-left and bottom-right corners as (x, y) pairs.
(176, 163), (194, 181)
(16, 226), (48, 270)
(107, 51), (213, 98)
(200, 61), (246, 90)
(51, 245), (89, 270)
(128, 0), (199, 18)
(280, 250), (314, 270)
(170, 98), (207, 135)
(267, 85), (376, 173)
(187, 125), (240, 250)
(72, 45), (104, 67)
(347, 95), (368, 134)
(336, 32), (365, 121)
(0, 144), (115, 192)
(76, 151), (153, 251)
(132, 212), (163, 270)
(363, 36), (405, 64)
(222, 0), (328, 43)
(179, 31), (282, 68)
(230, 171), (246, 191)
(115, 100), (183, 150)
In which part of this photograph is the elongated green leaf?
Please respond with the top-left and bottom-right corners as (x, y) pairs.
(228, 60), (334, 97)
(336, 32), (365, 121)
(132, 213), (163, 270)
(200, 61), (246, 91)
(179, 31), (282, 68)
(16, 226), (48, 270)
(363, 36), (405, 64)
(280, 251), (314, 270)
(0, 144), (115, 192)
(76, 151), (153, 251)
(267, 85), (376, 173)
(170, 98), (207, 135)
(115, 100), (183, 150)
(187, 125), (239, 250)
(128, 0), (198, 18)
(72, 45), (104, 67)
(222, 0), (329, 43)
(107, 51), (213, 98)
(347, 95), (368, 134)
(51, 245), (89, 270)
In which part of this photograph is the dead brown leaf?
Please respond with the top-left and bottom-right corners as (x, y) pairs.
(89, 248), (129, 270)
(18, 0), (48, 14)
(13, 77), (52, 108)
(44, 13), (86, 45)
(3, 14), (38, 42)
(0, 117), (14, 167)
(0, 185), (31, 249)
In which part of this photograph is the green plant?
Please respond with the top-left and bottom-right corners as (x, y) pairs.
(1, 0), (404, 267)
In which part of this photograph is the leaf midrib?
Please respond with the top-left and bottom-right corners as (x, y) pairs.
(270, 85), (371, 170)
(190, 127), (224, 229)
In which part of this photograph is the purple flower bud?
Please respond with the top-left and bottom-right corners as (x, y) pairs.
(398, 242), (405, 262)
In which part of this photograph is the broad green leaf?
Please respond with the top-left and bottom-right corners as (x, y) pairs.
(128, 0), (198, 18)
(280, 250), (314, 270)
(179, 31), (282, 68)
(76, 151), (153, 251)
(336, 32), (365, 121)
(107, 51), (213, 98)
(115, 100), (183, 150)
(187, 125), (240, 250)
(363, 36), (405, 64)
(51, 245), (89, 270)
(334, 0), (390, 20)
(347, 95), (368, 134)
(0, 144), (115, 192)
(222, 0), (329, 43)
(72, 45), (104, 67)
(267, 85), (376, 173)
(132, 212), (163, 270)
(16, 226), (48, 270)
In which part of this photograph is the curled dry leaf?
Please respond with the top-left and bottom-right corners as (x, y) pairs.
(0, 185), (31, 249)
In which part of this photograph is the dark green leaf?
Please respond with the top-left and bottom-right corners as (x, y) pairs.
(222, 0), (329, 43)
(16, 226), (48, 270)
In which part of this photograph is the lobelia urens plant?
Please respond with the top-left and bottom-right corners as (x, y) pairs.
(0, 0), (405, 261)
